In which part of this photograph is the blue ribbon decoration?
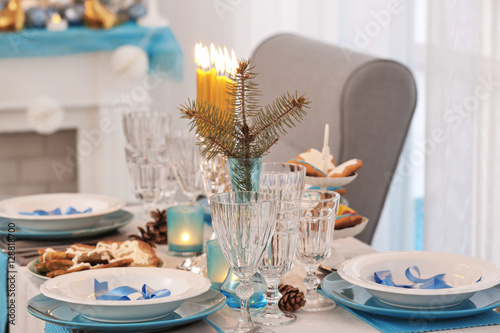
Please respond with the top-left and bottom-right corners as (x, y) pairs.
(374, 265), (454, 289)
(309, 186), (342, 191)
(19, 207), (92, 216)
(94, 279), (171, 301)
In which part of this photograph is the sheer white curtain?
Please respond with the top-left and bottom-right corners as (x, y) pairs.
(425, 0), (500, 265)
(424, 1), (477, 255)
(475, 1), (500, 264)
(156, 0), (500, 261)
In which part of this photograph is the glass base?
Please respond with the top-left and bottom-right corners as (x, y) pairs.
(227, 326), (273, 333)
(168, 250), (203, 257)
(302, 292), (336, 312)
(253, 310), (297, 326)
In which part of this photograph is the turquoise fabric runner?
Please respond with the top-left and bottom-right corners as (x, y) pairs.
(0, 252), (7, 332)
(0, 22), (183, 80)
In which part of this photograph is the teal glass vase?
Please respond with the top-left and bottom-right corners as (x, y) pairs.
(221, 156), (267, 310)
(227, 157), (263, 193)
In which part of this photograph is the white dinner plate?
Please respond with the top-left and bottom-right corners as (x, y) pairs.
(321, 271), (500, 319)
(0, 193), (124, 231)
(0, 210), (133, 240)
(40, 267), (212, 322)
(339, 251), (500, 309)
(28, 289), (226, 332)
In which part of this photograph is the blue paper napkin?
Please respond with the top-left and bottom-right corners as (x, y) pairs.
(336, 302), (500, 333)
(45, 324), (71, 333)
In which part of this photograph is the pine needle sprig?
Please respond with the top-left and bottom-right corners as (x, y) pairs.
(179, 58), (310, 160)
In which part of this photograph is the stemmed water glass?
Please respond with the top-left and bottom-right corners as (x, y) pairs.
(253, 162), (305, 326)
(122, 111), (171, 217)
(166, 130), (204, 203)
(210, 192), (277, 333)
(295, 189), (340, 311)
(255, 201), (301, 326)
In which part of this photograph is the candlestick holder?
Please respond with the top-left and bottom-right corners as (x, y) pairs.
(167, 205), (204, 257)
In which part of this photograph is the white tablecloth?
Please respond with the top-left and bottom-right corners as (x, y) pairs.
(11, 207), (500, 333)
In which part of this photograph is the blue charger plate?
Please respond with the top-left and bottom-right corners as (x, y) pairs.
(320, 272), (500, 319)
(0, 210), (133, 240)
(27, 289), (226, 332)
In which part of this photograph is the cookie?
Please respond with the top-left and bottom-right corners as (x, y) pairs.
(335, 204), (363, 230)
(327, 159), (362, 178)
(288, 148), (335, 177)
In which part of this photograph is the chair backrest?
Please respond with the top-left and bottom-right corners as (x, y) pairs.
(252, 34), (417, 244)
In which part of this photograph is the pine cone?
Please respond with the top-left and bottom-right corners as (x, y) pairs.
(129, 209), (168, 247)
(278, 284), (306, 312)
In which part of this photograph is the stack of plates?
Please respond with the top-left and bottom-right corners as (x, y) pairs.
(28, 267), (226, 332)
(321, 251), (500, 319)
(0, 193), (132, 239)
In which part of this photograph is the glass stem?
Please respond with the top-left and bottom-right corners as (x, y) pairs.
(235, 277), (254, 331)
(304, 265), (320, 293)
(263, 277), (281, 314)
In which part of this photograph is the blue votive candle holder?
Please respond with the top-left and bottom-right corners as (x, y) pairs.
(167, 205), (204, 257)
(206, 239), (229, 289)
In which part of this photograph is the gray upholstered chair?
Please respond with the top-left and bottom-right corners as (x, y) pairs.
(252, 34), (417, 244)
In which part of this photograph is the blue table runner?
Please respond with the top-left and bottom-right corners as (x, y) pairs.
(0, 22), (183, 80)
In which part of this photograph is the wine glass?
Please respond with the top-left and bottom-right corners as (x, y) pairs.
(252, 162), (305, 326)
(295, 190), (340, 312)
(254, 201), (301, 326)
(122, 111), (171, 217)
(210, 192), (277, 333)
(166, 130), (204, 203)
(199, 150), (232, 204)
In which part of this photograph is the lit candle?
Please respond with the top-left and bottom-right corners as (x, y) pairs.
(194, 43), (237, 112)
(167, 205), (204, 257)
(206, 239), (229, 289)
(214, 48), (226, 111)
(195, 43), (210, 104)
(47, 13), (68, 31)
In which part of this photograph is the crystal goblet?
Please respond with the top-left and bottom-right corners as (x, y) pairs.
(252, 162), (305, 326)
(199, 151), (232, 204)
(210, 192), (277, 333)
(166, 131), (204, 203)
(295, 190), (340, 312)
(122, 111), (171, 217)
(254, 201), (301, 326)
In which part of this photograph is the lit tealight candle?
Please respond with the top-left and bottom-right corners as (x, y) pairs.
(47, 13), (68, 31)
(167, 205), (204, 257)
(206, 239), (229, 289)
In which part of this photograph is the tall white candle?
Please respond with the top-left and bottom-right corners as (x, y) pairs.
(322, 124), (330, 174)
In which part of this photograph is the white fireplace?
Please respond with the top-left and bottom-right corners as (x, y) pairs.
(0, 51), (168, 202)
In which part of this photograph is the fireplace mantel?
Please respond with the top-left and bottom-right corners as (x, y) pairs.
(0, 24), (183, 201)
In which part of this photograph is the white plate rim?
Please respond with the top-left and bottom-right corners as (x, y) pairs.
(334, 217), (369, 239)
(306, 173), (357, 187)
(40, 267), (212, 306)
(338, 251), (500, 296)
(26, 256), (167, 281)
(0, 193), (124, 221)
(0, 209), (133, 239)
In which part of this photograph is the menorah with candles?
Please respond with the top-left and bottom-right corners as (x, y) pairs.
(194, 43), (238, 113)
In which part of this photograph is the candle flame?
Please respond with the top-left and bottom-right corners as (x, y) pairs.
(210, 43), (217, 66)
(181, 233), (190, 242)
(194, 43), (237, 75)
(52, 13), (62, 24)
(195, 43), (210, 70)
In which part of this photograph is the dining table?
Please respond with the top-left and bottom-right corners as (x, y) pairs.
(9, 205), (500, 333)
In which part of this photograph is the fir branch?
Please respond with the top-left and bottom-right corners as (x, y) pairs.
(179, 57), (311, 161)
(251, 92), (310, 139)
